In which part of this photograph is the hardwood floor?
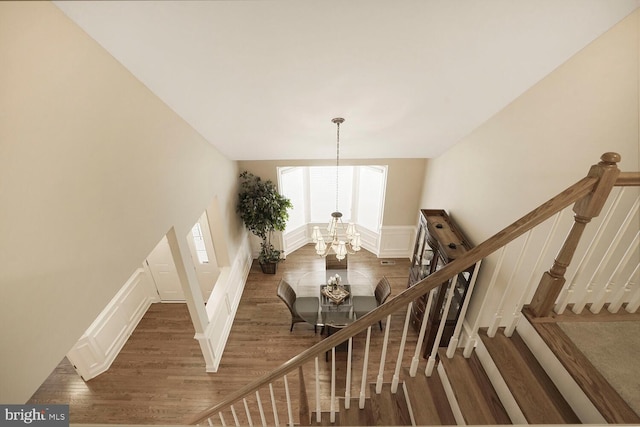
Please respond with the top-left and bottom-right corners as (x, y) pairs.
(29, 245), (414, 425)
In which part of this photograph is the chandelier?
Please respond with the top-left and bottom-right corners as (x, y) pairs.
(311, 118), (362, 260)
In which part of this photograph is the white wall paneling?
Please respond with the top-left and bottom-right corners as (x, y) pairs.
(66, 268), (158, 380)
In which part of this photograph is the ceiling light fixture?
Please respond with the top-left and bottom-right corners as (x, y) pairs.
(311, 118), (361, 260)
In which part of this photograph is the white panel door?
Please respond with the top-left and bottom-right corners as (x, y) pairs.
(187, 212), (220, 301)
(146, 236), (185, 301)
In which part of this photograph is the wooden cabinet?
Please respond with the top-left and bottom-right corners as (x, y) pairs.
(408, 209), (476, 357)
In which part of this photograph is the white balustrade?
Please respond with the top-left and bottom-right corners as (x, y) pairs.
(590, 232), (640, 313)
(447, 261), (481, 356)
(609, 264), (639, 313)
(314, 357), (321, 423)
(508, 212), (562, 336)
(255, 391), (266, 427)
(375, 315), (392, 393)
(330, 348), (336, 424)
(230, 405), (239, 426)
(572, 196), (639, 314)
(243, 398), (253, 427)
(283, 375), (293, 427)
(359, 326), (372, 409)
(410, 289), (435, 375)
(555, 189), (624, 314)
(269, 383), (279, 427)
(392, 303), (413, 393)
(425, 275), (457, 376)
(488, 232), (532, 337)
(464, 246), (506, 357)
(345, 337), (353, 408)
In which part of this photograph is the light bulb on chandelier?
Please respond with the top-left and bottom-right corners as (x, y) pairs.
(311, 118), (362, 260)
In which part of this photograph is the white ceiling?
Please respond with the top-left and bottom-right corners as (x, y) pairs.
(54, 0), (639, 161)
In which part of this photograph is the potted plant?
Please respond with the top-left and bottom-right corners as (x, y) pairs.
(236, 171), (292, 274)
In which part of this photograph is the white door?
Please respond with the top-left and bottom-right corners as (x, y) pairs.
(187, 212), (220, 301)
(146, 236), (185, 301)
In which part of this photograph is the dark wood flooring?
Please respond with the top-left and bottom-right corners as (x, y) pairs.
(29, 245), (415, 425)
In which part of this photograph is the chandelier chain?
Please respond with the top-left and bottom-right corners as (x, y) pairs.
(335, 120), (340, 212)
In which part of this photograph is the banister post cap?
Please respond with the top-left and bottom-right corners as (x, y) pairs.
(600, 152), (621, 164)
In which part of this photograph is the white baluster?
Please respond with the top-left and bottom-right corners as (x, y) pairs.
(488, 232), (531, 337)
(243, 398), (253, 427)
(590, 232), (639, 313)
(556, 190), (624, 314)
(314, 357), (321, 423)
(375, 315), (392, 393)
(255, 391), (266, 427)
(269, 383), (279, 427)
(330, 347), (336, 424)
(447, 261), (481, 356)
(625, 275), (640, 313)
(426, 275), (457, 376)
(573, 196), (639, 314)
(609, 264), (639, 313)
(464, 246), (506, 357)
(218, 412), (226, 427)
(230, 405), (240, 427)
(345, 337), (353, 408)
(410, 288), (435, 376)
(283, 375), (293, 427)
(207, 415), (215, 426)
(392, 303), (413, 393)
(359, 326), (372, 409)
(507, 212), (562, 336)
(402, 381), (417, 427)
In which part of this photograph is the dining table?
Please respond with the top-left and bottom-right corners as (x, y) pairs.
(293, 269), (376, 330)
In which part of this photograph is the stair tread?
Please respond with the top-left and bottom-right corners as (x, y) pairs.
(438, 348), (511, 425)
(402, 367), (456, 425)
(310, 411), (339, 426)
(479, 327), (580, 423)
(338, 398), (376, 426)
(369, 383), (412, 426)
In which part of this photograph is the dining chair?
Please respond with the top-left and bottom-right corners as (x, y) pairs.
(277, 279), (319, 333)
(325, 254), (348, 270)
(352, 276), (391, 330)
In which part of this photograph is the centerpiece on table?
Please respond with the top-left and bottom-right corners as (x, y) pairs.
(322, 274), (350, 304)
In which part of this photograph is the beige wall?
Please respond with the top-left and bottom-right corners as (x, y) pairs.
(238, 158), (427, 227)
(419, 10), (639, 323)
(0, 2), (243, 403)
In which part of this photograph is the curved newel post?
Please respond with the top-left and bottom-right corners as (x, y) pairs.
(529, 153), (621, 318)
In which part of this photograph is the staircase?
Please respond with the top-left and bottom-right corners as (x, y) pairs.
(187, 153), (640, 426)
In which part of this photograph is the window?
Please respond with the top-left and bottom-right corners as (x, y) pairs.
(191, 223), (209, 264)
(279, 165), (387, 234)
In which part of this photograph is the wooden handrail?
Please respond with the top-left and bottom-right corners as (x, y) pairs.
(615, 171), (640, 186)
(187, 173), (600, 425)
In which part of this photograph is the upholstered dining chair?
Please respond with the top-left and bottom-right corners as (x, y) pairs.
(277, 279), (319, 333)
(353, 276), (392, 330)
(325, 254), (348, 270)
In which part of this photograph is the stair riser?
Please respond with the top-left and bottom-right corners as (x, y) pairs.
(516, 317), (606, 423)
